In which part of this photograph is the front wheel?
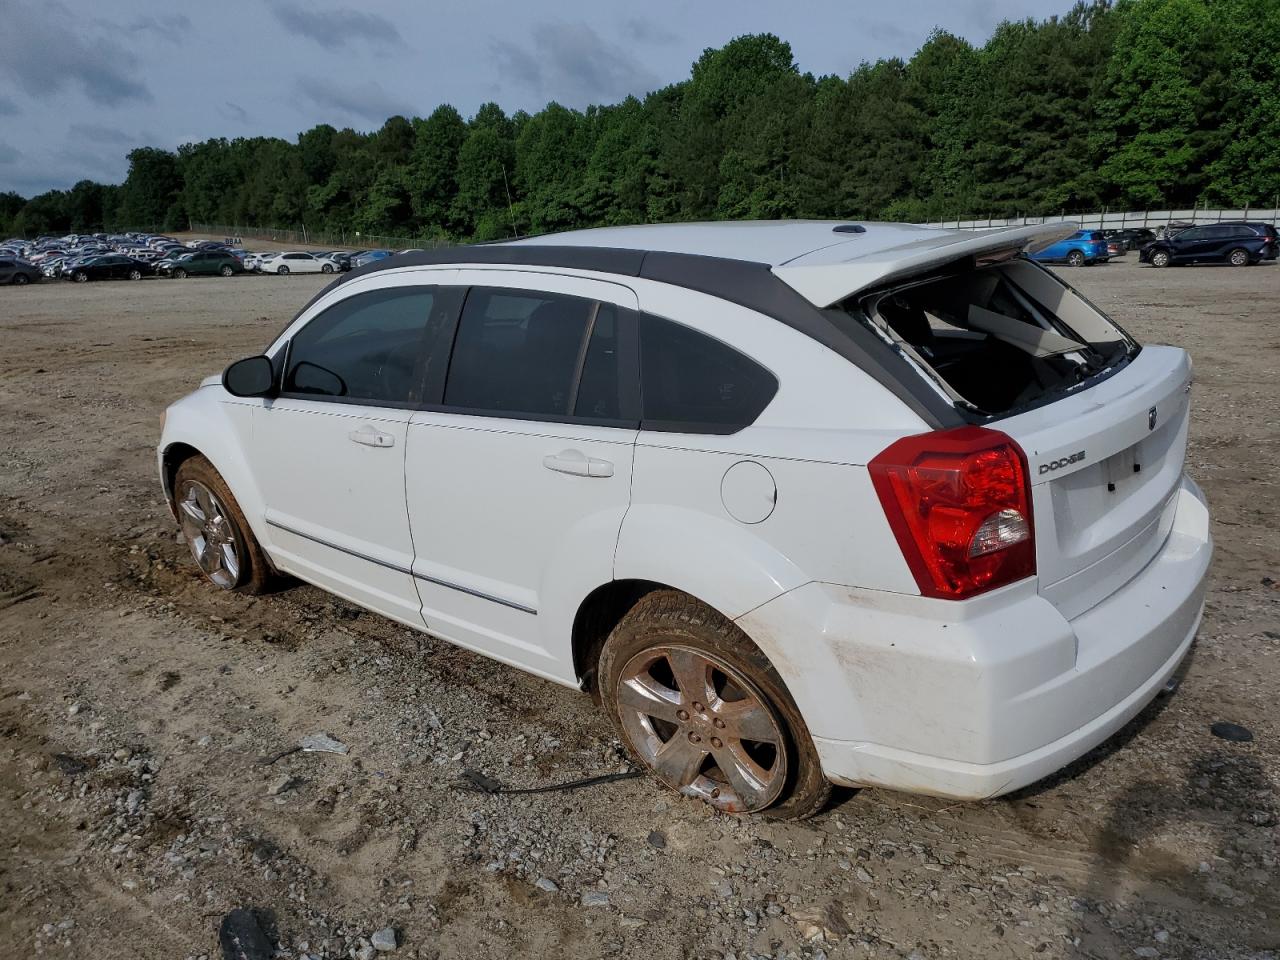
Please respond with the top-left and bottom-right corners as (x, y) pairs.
(174, 456), (274, 594)
(220, 264), (234, 277)
(1228, 247), (1250, 267)
(12, 273), (30, 285)
(321, 263), (334, 273)
(173, 268), (188, 279)
(277, 265), (290, 275)
(1066, 250), (1085, 268)
(73, 271), (89, 282)
(1150, 249), (1171, 268)
(600, 590), (831, 819)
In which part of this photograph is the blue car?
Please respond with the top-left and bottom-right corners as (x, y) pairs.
(352, 249), (392, 268)
(1031, 230), (1110, 267)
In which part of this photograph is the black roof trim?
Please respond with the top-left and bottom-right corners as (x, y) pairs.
(282, 243), (962, 430)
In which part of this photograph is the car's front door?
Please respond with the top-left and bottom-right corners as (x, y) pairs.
(1169, 226), (1210, 262)
(404, 272), (640, 682)
(252, 279), (464, 628)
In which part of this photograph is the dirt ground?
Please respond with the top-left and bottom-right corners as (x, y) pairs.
(0, 257), (1276, 960)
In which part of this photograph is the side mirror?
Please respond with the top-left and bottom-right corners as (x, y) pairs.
(222, 355), (276, 398)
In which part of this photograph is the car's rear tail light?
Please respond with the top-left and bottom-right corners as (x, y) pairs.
(869, 426), (1035, 600)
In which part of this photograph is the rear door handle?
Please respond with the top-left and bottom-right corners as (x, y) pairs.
(349, 425), (395, 448)
(543, 449), (613, 478)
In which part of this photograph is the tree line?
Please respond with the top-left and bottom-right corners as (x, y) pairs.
(3, 0), (1277, 242)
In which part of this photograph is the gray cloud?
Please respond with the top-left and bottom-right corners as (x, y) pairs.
(68, 123), (135, 146)
(296, 78), (414, 126)
(491, 22), (660, 107)
(622, 18), (679, 46)
(0, 143), (21, 166)
(0, 95), (18, 116)
(222, 101), (251, 124)
(0, 0), (151, 105)
(270, 2), (402, 51)
(126, 12), (191, 43)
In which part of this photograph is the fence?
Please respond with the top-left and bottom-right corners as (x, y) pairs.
(188, 223), (452, 250)
(927, 206), (1280, 231)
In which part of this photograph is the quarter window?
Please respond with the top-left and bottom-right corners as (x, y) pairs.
(639, 314), (777, 433)
(443, 288), (594, 418)
(283, 286), (455, 406)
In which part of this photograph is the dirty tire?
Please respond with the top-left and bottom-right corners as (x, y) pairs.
(599, 589), (831, 820)
(174, 455), (274, 595)
(1067, 249), (1085, 268)
(1228, 247), (1250, 267)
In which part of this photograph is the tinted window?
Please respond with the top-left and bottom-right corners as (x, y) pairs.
(1177, 227), (1208, 240)
(284, 287), (451, 406)
(444, 288), (592, 417)
(639, 314), (778, 432)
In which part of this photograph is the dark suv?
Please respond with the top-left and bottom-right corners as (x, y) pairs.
(1105, 228), (1157, 251)
(1140, 222), (1278, 267)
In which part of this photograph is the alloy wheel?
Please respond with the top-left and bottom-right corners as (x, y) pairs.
(1229, 249), (1248, 266)
(615, 644), (787, 813)
(129, 269), (142, 280)
(13, 273), (29, 285)
(177, 480), (242, 589)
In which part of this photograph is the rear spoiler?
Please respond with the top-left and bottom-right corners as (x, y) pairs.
(771, 222), (1079, 308)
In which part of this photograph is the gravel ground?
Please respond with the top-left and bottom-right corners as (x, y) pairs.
(0, 257), (1276, 960)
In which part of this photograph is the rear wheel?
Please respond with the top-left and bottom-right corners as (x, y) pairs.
(174, 456), (273, 594)
(1150, 249), (1171, 268)
(277, 265), (290, 275)
(1228, 247), (1250, 267)
(173, 268), (188, 279)
(600, 590), (830, 819)
(128, 268), (142, 281)
(220, 264), (234, 277)
(1066, 249), (1086, 268)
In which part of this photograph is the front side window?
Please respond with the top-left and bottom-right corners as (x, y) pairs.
(639, 314), (778, 433)
(443, 288), (594, 418)
(283, 286), (454, 406)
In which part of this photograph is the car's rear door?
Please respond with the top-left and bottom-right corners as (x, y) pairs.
(404, 271), (640, 683)
(251, 279), (464, 628)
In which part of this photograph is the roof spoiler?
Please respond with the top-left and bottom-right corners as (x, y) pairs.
(771, 222), (1079, 308)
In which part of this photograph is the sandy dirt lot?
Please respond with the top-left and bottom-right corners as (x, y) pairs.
(0, 259), (1276, 960)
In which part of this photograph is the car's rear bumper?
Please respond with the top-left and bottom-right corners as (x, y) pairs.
(737, 475), (1211, 800)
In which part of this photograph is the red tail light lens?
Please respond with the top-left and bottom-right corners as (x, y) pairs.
(869, 426), (1035, 599)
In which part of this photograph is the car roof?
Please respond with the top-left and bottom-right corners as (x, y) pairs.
(505, 220), (1076, 307)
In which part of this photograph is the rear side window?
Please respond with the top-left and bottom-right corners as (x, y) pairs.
(444, 289), (593, 417)
(283, 286), (456, 406)
(639, 314), (777, 433)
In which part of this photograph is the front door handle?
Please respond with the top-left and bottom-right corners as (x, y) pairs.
(349, 426), (395, 448)
(543, 449), (613, 478)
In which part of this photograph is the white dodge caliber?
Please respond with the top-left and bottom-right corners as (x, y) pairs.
(158, 221), (1212, 818)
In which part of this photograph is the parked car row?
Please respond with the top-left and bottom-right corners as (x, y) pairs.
(1027, 222), (1277, 268)
(0, 232), (400, 285)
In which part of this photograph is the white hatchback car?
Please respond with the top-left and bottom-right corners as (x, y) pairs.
(158, 221), (1212, 818)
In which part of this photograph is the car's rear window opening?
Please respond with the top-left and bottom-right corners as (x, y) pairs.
(838, 258), (1139, 418)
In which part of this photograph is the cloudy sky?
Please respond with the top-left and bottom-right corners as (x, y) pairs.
(0, 0), (1070, 196)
